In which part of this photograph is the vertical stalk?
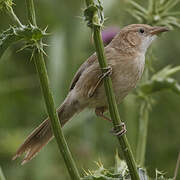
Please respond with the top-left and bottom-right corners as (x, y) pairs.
(136, 63), (150, 166)
(136, 101), (149, 165)
(25, 0), (80, 179)
(85, 1), (140, 179)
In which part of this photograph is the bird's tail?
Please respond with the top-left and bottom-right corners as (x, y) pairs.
(12, 98), (79, 165)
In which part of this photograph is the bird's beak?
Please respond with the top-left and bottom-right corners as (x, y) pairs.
(150, 26), (169, 35)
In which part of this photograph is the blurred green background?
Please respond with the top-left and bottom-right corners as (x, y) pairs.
(0, 0), (180, 179)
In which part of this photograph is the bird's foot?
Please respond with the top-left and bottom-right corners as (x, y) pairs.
(100, 66), (112, 78)
(95, 107), (111, 122)
(88, 66), (112, 98)
(111, 122), (127, 137)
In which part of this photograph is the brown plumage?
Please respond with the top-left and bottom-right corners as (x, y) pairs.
(12, 24), (168, 165)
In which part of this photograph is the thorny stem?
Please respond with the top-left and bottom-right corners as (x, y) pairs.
(25, 0), (80, 179)
(85, 0), (140, 180)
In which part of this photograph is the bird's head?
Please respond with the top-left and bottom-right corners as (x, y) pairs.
(110, 24), (169, 54)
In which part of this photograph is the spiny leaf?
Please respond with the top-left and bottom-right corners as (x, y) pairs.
(0, 25), (48, 59)
(114, 150), (127, 175)
(127, 0), (180, 28)
(159, 0), (180, 13)
(0, 27), (22, 58)
(0, 0), (13, 11)
(127, 0), (148, 14)
(152, 65), (180, 80)
(140, 78), (180, 95)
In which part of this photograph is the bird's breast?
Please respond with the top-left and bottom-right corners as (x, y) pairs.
(111, 53), (145, 103)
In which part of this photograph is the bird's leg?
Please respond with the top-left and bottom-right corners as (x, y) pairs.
(95, 107), (112, 122)
(95, 107), (126, 136)
(111, 122), (127, 137)
(88, 66), (112, 98)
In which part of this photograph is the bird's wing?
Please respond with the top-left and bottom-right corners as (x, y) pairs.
(69, 53), (97, 91)
(69, 47), (116, 97)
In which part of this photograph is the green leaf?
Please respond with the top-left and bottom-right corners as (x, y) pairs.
(140, 78), (180, 95)
(127, 0), (180, 29)
(127, 0), (148, 14)
(159, 0), (180, 13)
(114, 150), (127, 175)
(0, 25), (47, 59)
(152, 66), (180, 80)
(0, 27), (21, 58)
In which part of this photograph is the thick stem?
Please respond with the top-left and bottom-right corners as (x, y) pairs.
(33, 51), (80, 180)
(85, 1), (140, 180)
(25, 0), (80, 179)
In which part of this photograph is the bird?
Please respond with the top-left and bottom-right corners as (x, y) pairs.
(12, 24), (169, 165)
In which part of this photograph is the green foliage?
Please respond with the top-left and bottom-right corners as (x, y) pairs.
(82, 153), (173, 180)
(139, 66), (180, 96)
(84, 0), (104, 28)
(127, 0), (180, 29)
(84, 1), (140, 179)
(0, 25), (48, 58)
(0, 0), (180, 179)
(82, 154), (127, 180)
(0, 0), (13, 11)
(127, 0), (180, 173)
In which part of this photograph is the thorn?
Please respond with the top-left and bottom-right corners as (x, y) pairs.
(40, 48), (48, 57)
(42, 43), (49, 47)
(30, 48), (35, 62)
(43, 25), (48, 33)
(82, 168), (89, 176)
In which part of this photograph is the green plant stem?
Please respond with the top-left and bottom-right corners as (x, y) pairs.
(25, 0), (37, 27)
(33, 50), (80, 180)
(136, 101), (149, 166)
(85, 1), (140, 180)
(0, 167), (6, 180)
(25, 0), (80, 179)
(136, 65), (150, 166)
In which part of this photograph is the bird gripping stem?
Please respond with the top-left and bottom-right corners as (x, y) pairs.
(84, 1), (140, 180)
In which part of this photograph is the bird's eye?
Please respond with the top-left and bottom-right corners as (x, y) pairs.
(139, 28), (145, 34)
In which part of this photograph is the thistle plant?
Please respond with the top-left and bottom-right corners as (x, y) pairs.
(0, 0), (80, 179)
(84, 0), (140, 179)
(127, 0), (180, 29)
(82, 0), (180, 179)
(127, 0), (180, 168)
(0, 0), (179, 179)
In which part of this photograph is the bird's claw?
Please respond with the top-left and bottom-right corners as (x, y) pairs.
(98, 66), (112, 79)
(111, 122), (127, 137)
